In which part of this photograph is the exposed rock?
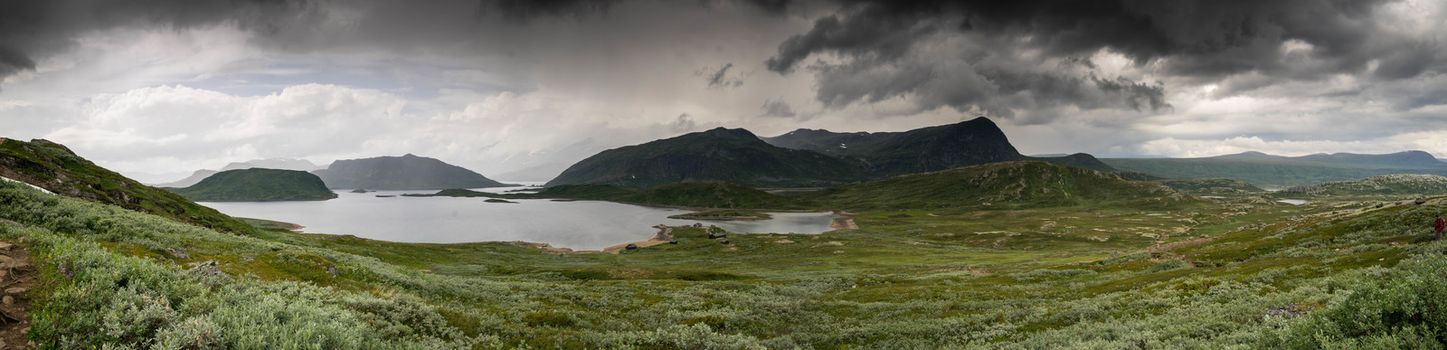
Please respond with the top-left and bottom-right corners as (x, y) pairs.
(326, 265), (339, 278)
(188, 261), (223, 277)
(1, 296), (10, 306)
(718, 239), (730, 245)
(168, 248), (189, 260)
(624, 244), (639, 251)
(0, 242), (11, 251)
(3, 287), (25, 296)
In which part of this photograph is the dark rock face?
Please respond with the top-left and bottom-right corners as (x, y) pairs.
(314, 154), (509, 190)
(546, 127), (868, 188)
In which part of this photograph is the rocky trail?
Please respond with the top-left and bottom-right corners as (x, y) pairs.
(0, 240), (33, 349)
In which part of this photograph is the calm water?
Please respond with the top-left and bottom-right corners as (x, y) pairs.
(1276, 199), (1308, 205)
(200, 188), (837, 250)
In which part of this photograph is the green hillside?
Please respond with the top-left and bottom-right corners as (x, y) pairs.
(817, 161), (1190, 210)
(314, 154), (510, 190)
(1279, 174), (1447, 197)
(547, 127), (868, 188)
(170, 168), (338, 202)
(0, 138), (254, 234)
(3, 167), (1443, 348)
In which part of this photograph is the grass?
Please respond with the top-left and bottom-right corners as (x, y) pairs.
(1, 177), (1444, 348)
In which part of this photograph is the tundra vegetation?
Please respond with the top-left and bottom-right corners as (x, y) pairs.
(2, 171), (1445, 348)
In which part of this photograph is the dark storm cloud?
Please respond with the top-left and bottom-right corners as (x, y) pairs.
(0, 0), (625, 84)
(765, 0), (1441, 116)
(704, 63), (744, 88)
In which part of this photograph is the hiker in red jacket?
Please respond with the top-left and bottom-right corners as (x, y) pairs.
(1435, 215), (1445, 240)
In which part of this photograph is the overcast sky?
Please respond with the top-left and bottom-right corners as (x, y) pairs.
(3, 0), (1447, 183)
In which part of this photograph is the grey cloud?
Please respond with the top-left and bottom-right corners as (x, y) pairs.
(766, 0), (1442, 117)
(670, 113), (697, 132)
(703, 63), (743, 88)
(759, 99), (795, 118)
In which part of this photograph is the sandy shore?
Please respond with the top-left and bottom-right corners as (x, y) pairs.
(830, 211), (859, 230)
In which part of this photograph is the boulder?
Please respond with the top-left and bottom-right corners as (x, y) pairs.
(625, 244), (639, 251)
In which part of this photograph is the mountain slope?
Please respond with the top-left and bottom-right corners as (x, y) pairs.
(1104, 151), (1447, 188)
(0, 138), (254, 234)
(546, 128), (868, 188)
(818, 161), (1190, 210)
(1279, 174), (1447, 197)
(313, 154), (509, 190)
(171, 168), (337, 202)
(764, 117), (1027, 176)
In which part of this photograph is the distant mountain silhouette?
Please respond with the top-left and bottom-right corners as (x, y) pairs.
(546, 127), (869, 188)
(765, 117), (1028, 177)
(1105, 150), (1447, 188)
(314, 154), (510, 190)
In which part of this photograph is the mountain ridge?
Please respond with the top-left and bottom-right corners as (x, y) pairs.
(313, 154), (510, 190)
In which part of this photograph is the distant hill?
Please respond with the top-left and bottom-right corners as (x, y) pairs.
(422, 182), (808, 209)
(170, 168), (337, 202)
(159, 158), (320, 187)
(546, 127), (868, 188)
(0, 138), (255, 234)
(1103, 151), (1447, 188)
(1279, 174), (1447, 197)
(764, 117), (1029, 176)
(313, 154), (510, 190)
(816, 161), (1190, 210)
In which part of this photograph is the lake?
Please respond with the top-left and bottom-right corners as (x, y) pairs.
(200, 188), (839, 250)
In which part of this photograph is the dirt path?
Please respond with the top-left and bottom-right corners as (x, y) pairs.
(0, 240), (34, 349)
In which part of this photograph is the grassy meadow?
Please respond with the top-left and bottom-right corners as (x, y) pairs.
(2, 179), (1445, 348)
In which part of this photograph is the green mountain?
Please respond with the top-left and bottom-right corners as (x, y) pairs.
(0, 138), (254, 234)
(546, 127), (868, 188)
(159, 158), (320, 187)
(764, 117), (1030, 176)
(1279, 174), (1447, 197)
(817, 161), (1190, 210)
(1104, 151), (1447, 188)
(313, 154), (510, 190)
(170, 168), (337, 202)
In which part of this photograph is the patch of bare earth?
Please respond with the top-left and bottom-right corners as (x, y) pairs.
(0, 240), (34, 349)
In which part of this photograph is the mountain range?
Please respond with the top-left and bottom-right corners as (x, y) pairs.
(546, 127), (870, 188)
(550, 117), (1117, 188)
(313, 154), (511, 190)
(1103, 151), (1447, 188)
